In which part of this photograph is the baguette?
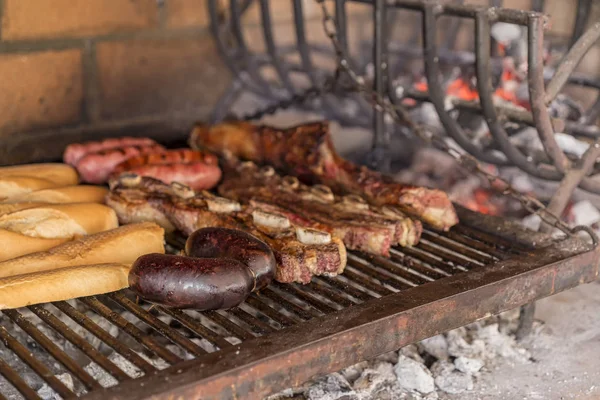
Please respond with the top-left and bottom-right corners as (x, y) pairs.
(0, 202), (49, 217)
(0, 203), (119, 261)
(2, 185), (108, 204)
(0, 176), (64, 200)
(0, 263), (130, 309)
(0, 163), (78, 186)
(0, 222), (165, 278)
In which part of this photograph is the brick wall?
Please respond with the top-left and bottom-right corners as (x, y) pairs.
(0, 0), (595, 147)
(0, 0), (229, 139)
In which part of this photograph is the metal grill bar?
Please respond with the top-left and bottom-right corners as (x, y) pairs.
(0, 204), (593, 400)
(260, 287), (320, 319)
(307, 281), (359, 307)
(0, 356), (41, 400)
(203, 311), (256, 340)
(80, 297), (182, 365)
(28, 305), (131, 383)
(275, 283), (339, 314)
(421, 4), (507, 166)
(243, 296), (298, 327)
(108, 293), (207, 357)
(52, 301), (156, 375)
(155, 307), (233, 349)
(0, 326), (74, 398)
(2, 309), (102, 391)
(319, 276), (375, 302)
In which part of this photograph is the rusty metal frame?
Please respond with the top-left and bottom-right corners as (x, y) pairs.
(208, 0), (600, 197)
(82, 207), (599, 400)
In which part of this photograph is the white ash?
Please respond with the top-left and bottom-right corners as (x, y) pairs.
(192, 337), (219, 353)
(398, 344), (424, 364)
(225, 336), (243, 345)
(431, 360), (474, 394)
(418, 335), (449, 361)
(136, 351), (170, 370)
(567, 200), (600, 227)
(84, 362), (118, 388)
(353, 362), (404, 400)
(394, 355), (435, 394)
(267, 312), (535, 399)
(304, 373), (357, 400)
(341, 361), (368, 384)
(108, 352), (143, 379)
(454, 357), (483, 374)
(36, 373), (75, 400)
(0, 375), (24, 400)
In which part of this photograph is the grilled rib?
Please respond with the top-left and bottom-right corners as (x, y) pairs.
(218, 161), (422, 255)
(107, 175), (346, 284)
(190, 121), (458, 231)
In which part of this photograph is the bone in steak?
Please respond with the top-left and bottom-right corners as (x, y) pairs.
(218, 161), (422, 255)
(190, 121), (458, 230)
(107, 175), (346, 284)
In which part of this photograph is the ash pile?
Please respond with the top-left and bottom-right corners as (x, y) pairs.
(267, 309), (534, 400)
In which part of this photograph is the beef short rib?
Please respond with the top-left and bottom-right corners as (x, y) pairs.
(190, 121), (458, 231)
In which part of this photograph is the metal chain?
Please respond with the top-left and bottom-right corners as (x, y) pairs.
(235, 0), (596, 243)
(237, 67), (347, 121)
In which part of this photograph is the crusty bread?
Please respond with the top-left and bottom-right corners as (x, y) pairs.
(0, 222), (165, 278)
(2, 185), (108, 204)
(0, 263), (130, 309)
(0, 202), (49, 217)
(0, 176), (64, 200)
(0, 163), (78, 187)
(0, 203), (119, 261)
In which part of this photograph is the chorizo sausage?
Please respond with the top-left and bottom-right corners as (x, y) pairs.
(185, 227), (276, 290)
(64, 137), (159, 166)
(129, 253), (253, 310)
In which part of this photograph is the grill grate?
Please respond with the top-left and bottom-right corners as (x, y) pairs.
(0, 208), (595, 400)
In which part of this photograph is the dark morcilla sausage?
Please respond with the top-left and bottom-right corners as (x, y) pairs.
(129, 253), (253, 310)
(185, 227), (276, 290)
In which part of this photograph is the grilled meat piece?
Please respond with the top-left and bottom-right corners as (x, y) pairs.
(113, 149), (219, 174)
(106, 175), (346, 284)
(76, 144), (166, 184)
(64, 137), (159, 166)
(105, 175), (178, 232)
(218, 162), (421, 254)
(111, 149), (222, 190)
(190, 121), (458, 230)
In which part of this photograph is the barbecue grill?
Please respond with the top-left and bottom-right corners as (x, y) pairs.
(0, 1), (599, 400)
(0, 194), (596, 399)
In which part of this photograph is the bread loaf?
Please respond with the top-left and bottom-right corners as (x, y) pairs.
(0, 203), (119, 261)
(0, 202), (49, 217)
(2, 185), (108, 204)
(0, 263), (130, 309)
(0, 177), (63, 200)
(0, 222), (165, 278)
(0, 163), (78, 186)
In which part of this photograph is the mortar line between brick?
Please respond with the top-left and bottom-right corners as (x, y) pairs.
(82, 39), (101, 123)
(0, 26), (212, 54)
(0, 0), (5, 41)
(157, 0), (168, 29)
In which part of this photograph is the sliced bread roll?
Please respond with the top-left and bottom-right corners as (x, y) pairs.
(0, 203), (119, 261)
(0, 176), (64, 200)
(2, 185), (108, 204)
(0, 222), (165, 278)
(0, 263), (130, 309)
(0, 202), (49, 217)
(0, 163), (78, 186)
